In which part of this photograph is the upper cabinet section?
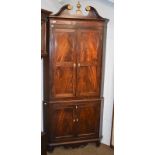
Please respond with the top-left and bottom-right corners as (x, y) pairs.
(41, 9), (52, 58)
(45, 4), (109, 100)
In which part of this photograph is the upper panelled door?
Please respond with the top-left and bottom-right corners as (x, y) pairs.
(77, 29), (103, 97)
(51, 28), (76, 98)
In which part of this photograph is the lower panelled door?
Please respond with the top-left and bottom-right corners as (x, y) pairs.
(76, 101), (100, 139)
(48, 103), (76, 143)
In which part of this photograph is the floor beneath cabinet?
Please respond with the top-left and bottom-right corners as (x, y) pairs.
(47, 143), (114, 155)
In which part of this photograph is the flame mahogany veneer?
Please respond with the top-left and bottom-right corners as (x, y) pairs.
(42, 5), (109, 151)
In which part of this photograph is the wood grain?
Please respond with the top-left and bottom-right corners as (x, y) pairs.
(77, 30), (102, 97)
(51, 28), (76, 98)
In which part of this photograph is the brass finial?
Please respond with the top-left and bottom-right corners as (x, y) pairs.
(67, 4), (73, 10)
(86, 6), (91, 11)
(77, 1), (81, 10)
(76, 1), (83, 15)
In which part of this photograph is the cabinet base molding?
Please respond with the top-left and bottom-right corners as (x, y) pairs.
(47, 138), (101, 152)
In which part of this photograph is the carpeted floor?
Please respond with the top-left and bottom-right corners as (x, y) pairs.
(47, 144), (114, 155)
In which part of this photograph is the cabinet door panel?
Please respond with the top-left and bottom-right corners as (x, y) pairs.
(77, 66), (98, 95)
(51, 28), (76, 98)
(77, 30), (102, 97)
(48, 104), (75, 141)
(54, 67), (75, 97)
(76, 102), (100, 138)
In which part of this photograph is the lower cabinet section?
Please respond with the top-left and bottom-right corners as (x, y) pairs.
(45, 99), (103, 148)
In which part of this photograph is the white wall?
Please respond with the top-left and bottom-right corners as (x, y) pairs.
(41, 0), (114, 145)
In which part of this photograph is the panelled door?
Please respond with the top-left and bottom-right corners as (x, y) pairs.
(51, 28), (76, 98)
(76, 102), (100, 138)
(76, 29), (102, 97)
(49, 103), (76, 142)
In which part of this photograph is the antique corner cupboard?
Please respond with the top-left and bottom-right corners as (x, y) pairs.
(42, 5), (109, 150)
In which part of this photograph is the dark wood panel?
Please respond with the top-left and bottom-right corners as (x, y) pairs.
(50, 28), (76, 98)
(48, 98), (103, 103)
(41, 21), (46, 55)
(48, 104), (75, 142)
(54, 67), (75, 97)
(41, 132), (47, 155)
(41, 9), (52, 58)
(77, 66), (98, 96)
(77, 30), (102, 97)
(76, 102), (100, 138)
(78, 30), (100, 63)
(50, 19), (104, 28)
(54, 29), (75, 63)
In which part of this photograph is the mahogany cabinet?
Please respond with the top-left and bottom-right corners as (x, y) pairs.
(42, 5), (109, 150)
(41, 9), (52, 58)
